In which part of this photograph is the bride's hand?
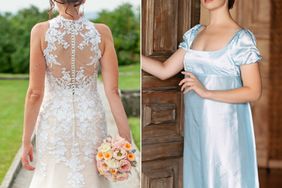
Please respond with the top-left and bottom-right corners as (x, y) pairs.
(119, 131), (132, 144)
(179, 71), (209, 98)
(21, 142), (35, 171)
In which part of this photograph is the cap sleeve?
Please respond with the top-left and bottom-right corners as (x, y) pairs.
(231, 29), (262, 66)
(178, 24), (202, 50)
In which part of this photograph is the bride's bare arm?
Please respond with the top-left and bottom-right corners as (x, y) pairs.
(21, 22), (47, 170)
(142, 49), (186, 80)
(97, 24), (131, 143)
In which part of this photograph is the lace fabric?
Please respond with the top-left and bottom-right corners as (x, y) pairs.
(30, 15), (109, 188)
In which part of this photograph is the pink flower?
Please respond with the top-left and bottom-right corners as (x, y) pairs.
(116, 173), (129, 181)
(97, 160), (109, 172)
(112, 141), (124, 149)
(119, 160), (132, 172)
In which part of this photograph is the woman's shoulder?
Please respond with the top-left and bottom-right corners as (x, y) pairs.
(94, 23), (115, 52)
(240, 29), (257, 42)
(182, 24), (203, 37)
(92, 23), (114, 54)
(179, 24), (203, 49)
(94, 23), (113, 38)
(30, 21), (49, 40)
(232, 27), (258, 47)
(229, 27), (262, 65)
(31, 21), (49, 33)
(189, 23), (203, 31)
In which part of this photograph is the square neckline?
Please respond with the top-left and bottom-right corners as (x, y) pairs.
(188, 24), (244, 53)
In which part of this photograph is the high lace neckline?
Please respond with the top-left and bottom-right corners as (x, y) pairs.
(57, 14), (85, 22)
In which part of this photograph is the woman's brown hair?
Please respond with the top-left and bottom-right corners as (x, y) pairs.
(228, 0), (235, 9)
(48, 0), (84, 19)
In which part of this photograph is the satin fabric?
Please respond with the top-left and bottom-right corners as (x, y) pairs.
(179, 24), (262, 188)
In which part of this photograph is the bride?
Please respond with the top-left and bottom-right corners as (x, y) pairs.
(21, 0), (131, 187)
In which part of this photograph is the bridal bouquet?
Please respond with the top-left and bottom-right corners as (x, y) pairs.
(96, 136), (137, 181)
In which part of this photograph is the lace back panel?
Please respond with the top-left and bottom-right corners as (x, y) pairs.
(43, 15), (101, 92)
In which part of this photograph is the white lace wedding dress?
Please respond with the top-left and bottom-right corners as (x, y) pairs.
(29, 15), (110, 188)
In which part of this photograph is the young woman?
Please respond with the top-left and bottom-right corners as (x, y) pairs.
(142, 0), (262, 187)
(21, 0), (131, 187)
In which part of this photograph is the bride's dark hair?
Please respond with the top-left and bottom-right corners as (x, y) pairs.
(48, 0), (84, 19)
(228, 0), (235, 9)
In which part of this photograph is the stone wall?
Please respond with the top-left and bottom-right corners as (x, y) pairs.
(121, 90), (140, 117)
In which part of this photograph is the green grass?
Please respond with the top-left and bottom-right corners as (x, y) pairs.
(0, 80), (28, 183)
(119, 64), (140, 90)
(0, 73), (28, 79)
(128, 117), (140, 150)
(99, 63), (140, 90)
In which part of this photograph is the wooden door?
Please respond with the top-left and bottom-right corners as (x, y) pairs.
(142, 0), (200, 188)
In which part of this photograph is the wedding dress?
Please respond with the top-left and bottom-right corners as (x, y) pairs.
(29, 14), (110, 188)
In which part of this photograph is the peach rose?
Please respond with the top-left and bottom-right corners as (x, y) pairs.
(127, 153), (135, 161)
(123, 142), (132, 151)
(103, 151), (113, 160)
(96, 152), (104, 161)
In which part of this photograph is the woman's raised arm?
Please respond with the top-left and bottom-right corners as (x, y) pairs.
(142, 48), (186, 80)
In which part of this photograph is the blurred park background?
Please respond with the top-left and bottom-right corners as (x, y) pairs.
(0, 0), (140, 184)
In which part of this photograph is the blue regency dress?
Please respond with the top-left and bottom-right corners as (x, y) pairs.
(179, 24), (262, 188)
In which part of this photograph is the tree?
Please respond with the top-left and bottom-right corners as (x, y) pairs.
(0, 6), (48, 73)
(94, 3), (140, 66)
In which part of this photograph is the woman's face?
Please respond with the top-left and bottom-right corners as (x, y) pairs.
(201, 0), (228, 11)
